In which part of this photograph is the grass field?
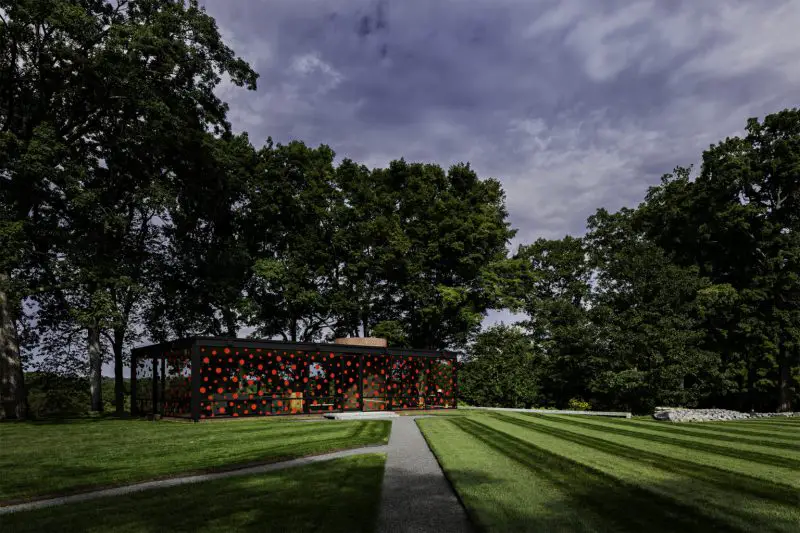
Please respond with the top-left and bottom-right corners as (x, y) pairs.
(0, 418), (390, 503)
(0, 454), (386, 533)
(418, 412), (800, 533)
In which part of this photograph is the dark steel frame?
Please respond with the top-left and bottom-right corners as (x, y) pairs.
(131, 337), (458, 421)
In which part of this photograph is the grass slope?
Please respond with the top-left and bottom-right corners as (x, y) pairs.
(0, 454), (386, 533)
(418, 413), (800, 533)
(0, 418), (390, 502)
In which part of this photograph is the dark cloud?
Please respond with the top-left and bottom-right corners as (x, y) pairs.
(203, 0), (800, 249)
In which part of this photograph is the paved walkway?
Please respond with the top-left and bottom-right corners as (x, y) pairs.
(0, 445), (388, 515)
(377, 416), (473, 533)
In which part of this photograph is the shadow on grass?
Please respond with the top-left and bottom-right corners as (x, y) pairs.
(738, 420), (800, 430)
(0, 422), (387, 504)
(532, 414), (800, 470)
(0, 455), (388, 533)
(618, 418), (800, 444)
(450, 417), (752, 533)
(489, 413), (799, 507)
(10, 415), (126, 426)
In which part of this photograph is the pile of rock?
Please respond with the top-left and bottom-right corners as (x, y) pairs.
(653, 407), (799, 422)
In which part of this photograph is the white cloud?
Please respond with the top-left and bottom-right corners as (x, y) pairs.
(676, 1), (800, 84)
(498, 111), (664, 243)
(524, 0), (800, 85)
(290, 52), (344, 90)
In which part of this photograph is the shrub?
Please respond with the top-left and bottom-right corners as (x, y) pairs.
(567, 397), (592, 411)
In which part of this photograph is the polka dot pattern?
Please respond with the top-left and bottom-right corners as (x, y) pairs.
(139, 345), (457, 419)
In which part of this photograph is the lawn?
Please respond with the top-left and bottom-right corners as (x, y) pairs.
(418, 412), (800, 533)
(0, 418), (390, 503)
(0, 454), (386, 533)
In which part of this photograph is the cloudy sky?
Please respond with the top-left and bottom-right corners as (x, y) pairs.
(203, 0), (799, 249)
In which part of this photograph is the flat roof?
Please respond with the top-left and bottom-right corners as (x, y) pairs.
(131, 336), (456, 359)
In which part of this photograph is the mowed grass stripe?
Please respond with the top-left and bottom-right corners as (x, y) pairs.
(449, 416), (753, 533)
(488, 412), (799, 507)
(0, 454), (387, 533)
(739, 419), (800, 430)
(603, 418), (800, 451)
(0, 419), (391, 502)
(533, 414), (800, 469)
(624, 419), (800, 443)
(513, 414), (800, 488)
(418, 417), (610, 532)
(479, 414), (800, 532)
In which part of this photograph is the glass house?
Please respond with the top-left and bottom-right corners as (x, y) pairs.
(131, 337), (458, 420)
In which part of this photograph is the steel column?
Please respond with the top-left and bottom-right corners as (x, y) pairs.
(130, 351), (138, 416)
(190, 342), (201, 421)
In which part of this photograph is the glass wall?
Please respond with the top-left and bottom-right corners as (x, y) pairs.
(134, 341), (457, 418)
(163, 349), (192, 417)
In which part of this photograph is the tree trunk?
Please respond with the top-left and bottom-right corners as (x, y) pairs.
(223, 309), (237, 338)
(361, 308), (370, 338)
(88, 326), (103, 412)
(113, 328), (125, 415)
(778, 360), (791, 412)
(0, 273), (26, 420)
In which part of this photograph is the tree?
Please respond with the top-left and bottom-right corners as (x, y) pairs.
(459, 325), (542, 408)
(243, 140), (339, 342)
(585, 208), (713, 413)
(374, 160), (516, 349)
(515, 236), (594, 407)
(1, 0), (257, 412)
(643, 109), (800, 411)
(150, 132), (259, 341)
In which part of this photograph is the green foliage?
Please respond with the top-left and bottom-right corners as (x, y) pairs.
(472, 109), (800, 414)
(459, 325), (542, 408)
(4, 2), (798, 420)
(23, 373), (129, 418)
(566, 397), (591, 411)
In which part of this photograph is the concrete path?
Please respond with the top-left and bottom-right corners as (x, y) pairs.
(376, 416), (473, 533)
(0, 445), (388, 515)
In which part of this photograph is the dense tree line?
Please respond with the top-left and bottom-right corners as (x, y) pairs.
(1, 2), (797, 419)
(0, 1), (515, 418)
(461, 109), (800, 414)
